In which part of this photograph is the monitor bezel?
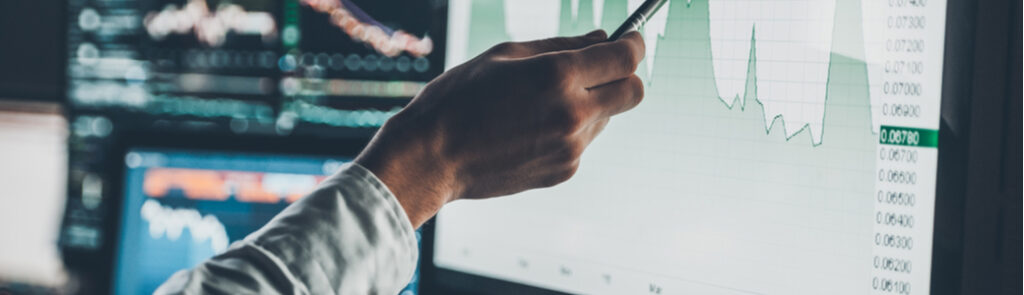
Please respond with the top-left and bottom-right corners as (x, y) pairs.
(421, 0), (983, 293)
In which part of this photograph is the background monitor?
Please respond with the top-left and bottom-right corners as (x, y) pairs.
(431, 0), (970, 294)
(111, 148), (421, 294)
(64, 0), (447, 129)
(57, 1), (447, 292)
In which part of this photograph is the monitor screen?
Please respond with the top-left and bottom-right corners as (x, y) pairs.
(435, 0), (945, 294)
(112, 149), (420, 294)
(65, 0), (447, 128)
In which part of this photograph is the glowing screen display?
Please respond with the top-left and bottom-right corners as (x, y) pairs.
(435, 0), (946, 294)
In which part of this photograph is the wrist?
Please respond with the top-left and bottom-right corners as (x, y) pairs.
(354, 113), (459, 228)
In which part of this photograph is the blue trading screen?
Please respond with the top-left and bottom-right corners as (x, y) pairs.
(113, 149), (420, 294)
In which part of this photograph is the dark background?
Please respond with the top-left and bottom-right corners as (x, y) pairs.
(0, 1), (65, 101)
(0, 0), (1020, 294)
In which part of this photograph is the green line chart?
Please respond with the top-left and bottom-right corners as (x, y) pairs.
(450, 0), (879, 147)
(437, 0), (946, 293)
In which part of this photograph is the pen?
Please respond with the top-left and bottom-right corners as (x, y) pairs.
(608, 0), (669, 41)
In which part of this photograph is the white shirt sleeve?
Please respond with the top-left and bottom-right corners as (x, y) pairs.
(154, 163), (419, 295)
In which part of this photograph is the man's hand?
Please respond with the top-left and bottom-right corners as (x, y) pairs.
(355, 30), (646, 228)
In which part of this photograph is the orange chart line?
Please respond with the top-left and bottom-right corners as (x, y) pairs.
(301, 0), (434, 57)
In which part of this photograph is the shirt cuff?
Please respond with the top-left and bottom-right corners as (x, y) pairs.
(245, 162), (419, 294)
(340, 162), (418, 250)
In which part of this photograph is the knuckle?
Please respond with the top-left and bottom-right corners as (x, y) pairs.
(548, 102), (585, 136)
(524, 54), (577, 92)
(564, 139), (586, 160)
(549, 136), (586, 171)
(547, 54), (577, 76)
(630, 75), (645, 103)
(542, 37), (571, 50)
(559, 162), (581, 182)
(489, 41), (519, 55)
(547, 55), (575, 79)
(539, 177), (560, 188)
(553, 140), (580, 162)
(630, 32), (647, 54)
(622, 49), (641, 73)
(553, 147), (574, 164)
(541, 164), (579, 188)
(593, 117), (610, 133)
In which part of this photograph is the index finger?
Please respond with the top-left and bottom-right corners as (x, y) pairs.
(570, 31), (645, 88)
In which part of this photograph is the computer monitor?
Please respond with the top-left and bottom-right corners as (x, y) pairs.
(112, 148), (420, 294)
(60, 0), (448, 261)
(64, 0), (447, 128)
(431, 0), (964, 294)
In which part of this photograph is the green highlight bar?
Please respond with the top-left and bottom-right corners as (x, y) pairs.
(282, 0), (300, 48)
(879, 126), (939, 148)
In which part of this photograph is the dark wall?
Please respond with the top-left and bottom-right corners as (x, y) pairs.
(0, 1), (64, 101)
(958, 0), (1022, 293)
